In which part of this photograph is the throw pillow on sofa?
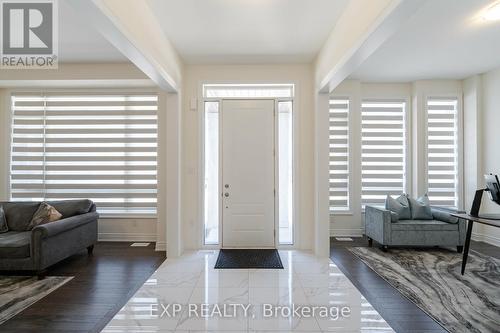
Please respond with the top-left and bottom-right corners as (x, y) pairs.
(47, 199), (93, 218)
(27, 202), (63, 230)
(0, 206), (8, 233)
(408, 194), (433, 220)
(385, 194), (411, 220)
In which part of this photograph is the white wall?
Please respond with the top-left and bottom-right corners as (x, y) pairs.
(474, 67), (500, 245)
(463, 75), (484, 240)
(181, 64), (315, 250)
(0, 63), (152, 87)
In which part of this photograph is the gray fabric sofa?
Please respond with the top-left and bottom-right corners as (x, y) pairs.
(0, 200), (98, 278)
(365, 206), (466, 252)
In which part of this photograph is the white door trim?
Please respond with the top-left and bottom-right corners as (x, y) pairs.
(198, 81), (299, 250)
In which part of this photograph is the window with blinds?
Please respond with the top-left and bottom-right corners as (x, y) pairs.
(329, 98), (350, 212)
(426, 97), (459, 208)
(10, 93), (158, 217)
(361, 100), (406, 208)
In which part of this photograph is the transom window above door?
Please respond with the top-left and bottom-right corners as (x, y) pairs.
(203, 84), (294, 99)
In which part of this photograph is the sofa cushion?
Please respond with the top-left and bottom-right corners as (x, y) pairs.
(385, 194), (411, 220)
(46, 200), (93, 218)
(1, 202), (41, 231)
(392, 219), (458, 231)
(0, 206), (8, 233)
(408, 194), (433, 220)
(0, 231), (31, 258)
(432, 208), (459, 224)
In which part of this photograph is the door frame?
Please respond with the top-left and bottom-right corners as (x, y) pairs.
(199, 81), (299, 249)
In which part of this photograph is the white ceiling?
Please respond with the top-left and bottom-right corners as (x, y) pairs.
(350, 0), (500, 82)
(146, 0), (349, 64)
(58, 1), (127, 63)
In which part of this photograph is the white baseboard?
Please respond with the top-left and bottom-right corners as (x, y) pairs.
(155, 241), (166, 252)
(330, 228), (363, 237)
(98, 232), (156, 242)
(472, 232), (500, 247)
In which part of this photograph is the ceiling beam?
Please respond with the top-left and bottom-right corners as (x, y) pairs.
(315, 0), (426, 93)
(67, 0), (183, 92)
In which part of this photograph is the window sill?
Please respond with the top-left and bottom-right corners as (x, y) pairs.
(98, 215), (158, 220)
(330, 211), (353, 216)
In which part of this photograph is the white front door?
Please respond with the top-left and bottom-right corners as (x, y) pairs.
(221, 99), (275, 248)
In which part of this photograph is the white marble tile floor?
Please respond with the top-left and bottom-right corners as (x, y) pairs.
(101, 250), (394, 333)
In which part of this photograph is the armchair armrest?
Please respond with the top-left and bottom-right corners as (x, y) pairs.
(32, 212), (99, 239)
(364, 206), (392, 245)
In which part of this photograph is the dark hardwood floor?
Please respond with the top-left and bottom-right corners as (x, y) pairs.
(0, 242), (165, 333)
(329, 236), (500, 333)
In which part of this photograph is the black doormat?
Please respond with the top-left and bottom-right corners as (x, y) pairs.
(214, 249), (283, 269)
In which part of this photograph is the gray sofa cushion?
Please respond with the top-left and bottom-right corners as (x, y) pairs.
(47, 200), (93, 218)
(392, 219), (458, 231)
(408, 194), (433, 220)
(385, 194), (411, 220)
(432, 208), (459, 224)
(0, 231), (31, 258)
(1, 202), (40, 231)
(0, 206), (8, 233)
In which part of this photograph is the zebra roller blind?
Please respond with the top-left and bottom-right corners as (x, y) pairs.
(361, 99), (406, 208)
(329, 98), (350, 212)
(426, 97), (459, 208)
(10, 92), (158, 217)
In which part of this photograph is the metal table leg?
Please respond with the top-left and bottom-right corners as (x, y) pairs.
(461, 220), (474, 275)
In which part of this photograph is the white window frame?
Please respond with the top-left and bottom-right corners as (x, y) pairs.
(328, 95), (352, 215)
(7, 88), (160, 219)
(424, 94), (464, 210)
(198, 82), (299, 249)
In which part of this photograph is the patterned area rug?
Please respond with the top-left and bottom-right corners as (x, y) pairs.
(348, 247), (500, 333)
(0, 275), (73, 324)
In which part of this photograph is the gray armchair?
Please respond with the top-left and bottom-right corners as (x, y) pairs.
(0, 200), (98, 278)
(364, 206), (466, 252)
